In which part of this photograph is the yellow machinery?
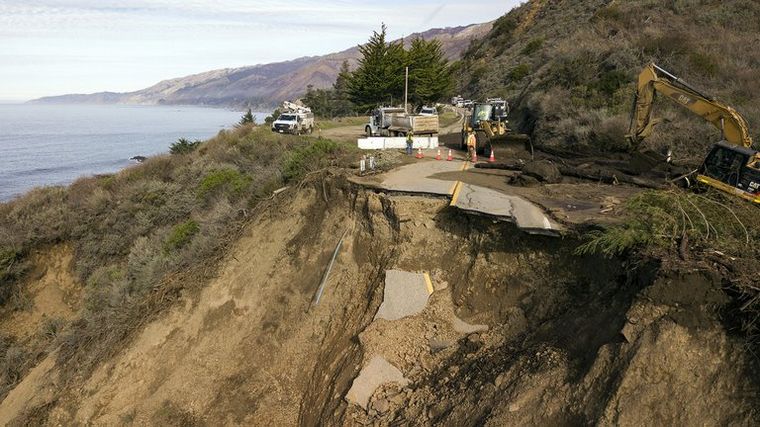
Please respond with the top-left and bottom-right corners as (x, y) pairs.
(628, 63), (760, 204)
(461, 101), (509, 153)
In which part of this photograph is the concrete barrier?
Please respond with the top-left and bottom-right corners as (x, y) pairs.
(358, 136), (439, 150)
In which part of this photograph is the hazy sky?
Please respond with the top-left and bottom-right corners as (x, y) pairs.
(0, 0), (522, 101)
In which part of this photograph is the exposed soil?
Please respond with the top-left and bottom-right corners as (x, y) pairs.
(0, 176), (758, 425)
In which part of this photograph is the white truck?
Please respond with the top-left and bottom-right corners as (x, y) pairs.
(365, 107), (439, 137)
(271, 101), (315, 135)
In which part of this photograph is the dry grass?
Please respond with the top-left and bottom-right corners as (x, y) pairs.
(0, 125), (355, 400)
(458, 0), (760, 160)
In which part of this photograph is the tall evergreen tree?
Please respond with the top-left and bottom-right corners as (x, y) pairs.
(348, 24), (407, 111)
(407, 38), (454, 107)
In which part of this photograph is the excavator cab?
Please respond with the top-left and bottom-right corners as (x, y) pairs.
(699, 142), (760, 202)
(629, 63), (760, 204)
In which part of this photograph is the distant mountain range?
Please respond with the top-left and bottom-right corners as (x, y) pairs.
(31, 23), (491, 108)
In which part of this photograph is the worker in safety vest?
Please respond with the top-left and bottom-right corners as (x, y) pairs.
(406, 131), (414, 155)
(466, 132), (477, 161)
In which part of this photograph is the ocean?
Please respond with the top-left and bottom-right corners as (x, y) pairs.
(0, 104), (267, 202)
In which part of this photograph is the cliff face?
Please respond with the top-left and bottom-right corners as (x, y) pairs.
(31, 23), (492, 108)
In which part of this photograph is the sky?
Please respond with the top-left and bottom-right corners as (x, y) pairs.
(0, 0), (522, 101)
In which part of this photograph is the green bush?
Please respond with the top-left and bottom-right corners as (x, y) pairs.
(521, 38), (544, 55)
(282, 139), (340, 182)
(197, 168), (251, 198)
(164, 220), (200, 252)
(508, 63), (531, 82)
(170, 138), (202, 155)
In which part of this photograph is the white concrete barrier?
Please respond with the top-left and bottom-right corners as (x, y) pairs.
(358, 136), (439, 150)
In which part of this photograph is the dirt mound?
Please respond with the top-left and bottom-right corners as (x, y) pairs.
(1, 179), (757, 425)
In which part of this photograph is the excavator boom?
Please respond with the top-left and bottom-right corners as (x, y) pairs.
(629, 63), (753, 149)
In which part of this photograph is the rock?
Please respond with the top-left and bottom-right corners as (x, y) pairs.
(523, 160), (562, 183)
(371, 398), (389, 414)
(130, 155), (147, 163)
(428, 337), (456, 353)
(512, 173), (541, 187)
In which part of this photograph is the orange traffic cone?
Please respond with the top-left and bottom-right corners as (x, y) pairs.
(446, 149), (453, 161)
(489, 148), (496, 163)
(435, 149), (442, 160)
(471, 150), (478, 163)
(416, 147), (424, 159)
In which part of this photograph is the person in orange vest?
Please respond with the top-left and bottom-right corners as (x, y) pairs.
(466, 132), (477, 161)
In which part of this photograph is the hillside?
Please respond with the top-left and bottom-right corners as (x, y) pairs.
(457, 0), (760, 162)
(31, 23), (491, 108)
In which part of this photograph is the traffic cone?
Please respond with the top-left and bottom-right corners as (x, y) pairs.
(488, 148), (496, 163)
(471, 150), (478, 163)
(416, 147), (424, 159)
(446, 149), (453, 161)
(435, 149), (442, 160)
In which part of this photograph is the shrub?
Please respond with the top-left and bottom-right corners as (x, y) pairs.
(508, 64), (531, 82)
(164, 220), (200, 252)
(170, 138), (202, 155)
(282, 139), (340, 182)
(197, 168), (251, 198)
(521, 38), (544, 55)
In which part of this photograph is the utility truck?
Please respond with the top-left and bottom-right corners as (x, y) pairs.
(365, 107), (439, 137)
(271, 101), (315, 135)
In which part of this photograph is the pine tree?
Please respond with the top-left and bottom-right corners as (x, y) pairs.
(407, 38), (454, 108)
(348, 24), (407, 111)
(239, 108), (255, 125)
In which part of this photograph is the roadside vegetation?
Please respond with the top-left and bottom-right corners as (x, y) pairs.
(0, 125), (353, 397)
(578, 187), (760, 347)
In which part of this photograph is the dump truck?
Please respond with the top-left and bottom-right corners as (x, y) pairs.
(365, 107), (439, 137)
(271, 101), (315, 135)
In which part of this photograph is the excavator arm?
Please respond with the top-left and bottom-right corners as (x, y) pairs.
(628, 63), (754, 149)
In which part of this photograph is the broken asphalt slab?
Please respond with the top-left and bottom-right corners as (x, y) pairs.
(350, 160), (563, 236)
(350, 160), (467, 196)
(345, 355), (410, 410)
(450, 182), (562, 236)
(375, 270), (434, 321)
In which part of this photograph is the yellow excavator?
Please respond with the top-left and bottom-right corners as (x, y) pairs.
(628, 63), (760, 204)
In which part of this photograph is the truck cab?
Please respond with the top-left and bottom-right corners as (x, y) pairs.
(271, 110), (314, 135)
(366, 107), (405, 137)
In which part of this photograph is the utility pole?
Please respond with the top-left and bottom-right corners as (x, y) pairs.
(404, 66), (409, 113)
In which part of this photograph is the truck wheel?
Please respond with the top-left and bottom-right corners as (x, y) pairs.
(365, 126), (372, 137)
(307, 126), (313, 135)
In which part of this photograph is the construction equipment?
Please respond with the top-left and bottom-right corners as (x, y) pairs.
(461, 100), (510, 153)
(271, 101), (315, 135)
(628, 63), (760, 204)
(365, 107), (439, 137)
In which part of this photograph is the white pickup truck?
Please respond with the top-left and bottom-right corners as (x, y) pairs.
(271, 102), (315, 135)
(365, 107), (439, 137)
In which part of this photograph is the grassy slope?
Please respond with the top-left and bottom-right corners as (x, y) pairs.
(457, 0), (760, 162)
(0, 126), (354, 400)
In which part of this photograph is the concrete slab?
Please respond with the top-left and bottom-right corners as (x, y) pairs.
(345, 355), (410, 410)
(450, 182), (562, 236)
(451, 315), (489, 334)
(375, 270), (434, 321)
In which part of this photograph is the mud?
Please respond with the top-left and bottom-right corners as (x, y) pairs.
(1, 177), (758, 426)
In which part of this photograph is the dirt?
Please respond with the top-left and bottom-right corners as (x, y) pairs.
(0, 245), (81, 340)
(0, 169), (758, 425)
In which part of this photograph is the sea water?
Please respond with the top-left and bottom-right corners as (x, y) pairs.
(0, 104), (267, 202)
